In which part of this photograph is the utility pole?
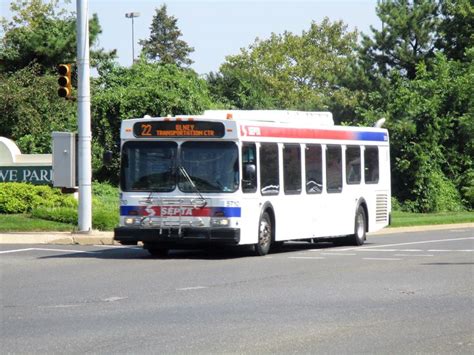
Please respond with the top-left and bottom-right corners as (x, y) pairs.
(76, 0), (92, 232)
(125, 12), (140, 64)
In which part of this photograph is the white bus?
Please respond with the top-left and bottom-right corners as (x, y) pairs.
(114, 110), (391, 256)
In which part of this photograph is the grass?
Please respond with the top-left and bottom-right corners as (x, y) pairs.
(0, 214), (74, 232)
(390, 211), (474, 228)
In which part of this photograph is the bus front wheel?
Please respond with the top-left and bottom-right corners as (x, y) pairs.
(255, 212), (272, 256)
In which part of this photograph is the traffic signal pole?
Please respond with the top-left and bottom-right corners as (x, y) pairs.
(76, 0), (92, 232)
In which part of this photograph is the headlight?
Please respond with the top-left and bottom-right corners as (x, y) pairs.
(124, 217), (137, 225)
(210, 217), (230, 227)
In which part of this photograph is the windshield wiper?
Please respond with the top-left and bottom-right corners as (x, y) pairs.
(178, 165), (207, 208)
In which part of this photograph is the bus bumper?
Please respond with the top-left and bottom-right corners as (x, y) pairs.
(114, 227), (240, 245)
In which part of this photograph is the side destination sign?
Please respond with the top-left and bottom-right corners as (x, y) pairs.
(134, 121), (225, 138)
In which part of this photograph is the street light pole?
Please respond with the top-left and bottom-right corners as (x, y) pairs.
(76, 0), (92, 232)
(125, 12), (140, 64)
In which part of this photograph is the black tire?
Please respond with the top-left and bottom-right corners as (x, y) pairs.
(350, 206), (366, 246)
(254, 212), (272, 256)
(144, 243), (169, 258)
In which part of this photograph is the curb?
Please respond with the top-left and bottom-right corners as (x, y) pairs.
(0, 223), (472, 245)
(0, 231), (115, 245)
(369, 222), (473, 235)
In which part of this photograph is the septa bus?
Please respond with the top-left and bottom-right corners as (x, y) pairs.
(114, 110), (391, 256)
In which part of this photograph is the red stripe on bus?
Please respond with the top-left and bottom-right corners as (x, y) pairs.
(242, 126), (354, 140)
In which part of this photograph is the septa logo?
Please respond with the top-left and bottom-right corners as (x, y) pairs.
(161, 207), (193, 216)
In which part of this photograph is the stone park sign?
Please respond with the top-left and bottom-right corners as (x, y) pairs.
(0, 137), (52, 185)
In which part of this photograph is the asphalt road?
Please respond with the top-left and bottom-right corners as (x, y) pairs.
(1, 227), (473, 354)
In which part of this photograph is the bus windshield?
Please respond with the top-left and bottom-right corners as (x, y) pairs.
(179, 141), (238, 193)
(120, 141), (239, 193)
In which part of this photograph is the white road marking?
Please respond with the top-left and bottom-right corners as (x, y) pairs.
(103, 296), (128, 302)
(356, 249), (398, 252)
(0, 248), (35, 254)
(320, 252), (357, 256)
(176, 286), (208, 291)
(394, 254), (434, 257)
(363, 257), (402, 261)
(339, 237), (474, 251)
(288, 256), (325, 260)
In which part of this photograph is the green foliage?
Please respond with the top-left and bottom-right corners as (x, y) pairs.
(0, 63), (77, 153)
(360, 54), (472, 211)
(92, 61), (214, 181)
(437, 0), (474, 62)
(209, 18), (362, 121)
(0, 0), (116, 74)
(361, 0), (440, 80)
(139, 4), (194, 67)
(29, 181), (118, 230)
(0, 183), (77, 213)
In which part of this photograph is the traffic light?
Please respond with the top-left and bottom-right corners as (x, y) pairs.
(57, 64), (72, 99)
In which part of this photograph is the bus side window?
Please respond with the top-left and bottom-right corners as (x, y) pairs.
(260, 143), (280, 195)
(364, 146), (379, 184)
(346, 146), (361, 184)
(283, 144), (302, 194)
(326, 145), (342, 193)
(242, 143), (257, 193)
(305, 144), (322, 194)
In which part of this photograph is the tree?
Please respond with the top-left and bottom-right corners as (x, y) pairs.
(361, 0), (440, 80)
(208, 18), (362, 122)
(139, 4), (194, 66)
(0, 0), (116, 74)
(437, 0), (474, 62)
(0, 64), (77, 153)
(92, 60), (215, 181)
(358, 54), (473, 211)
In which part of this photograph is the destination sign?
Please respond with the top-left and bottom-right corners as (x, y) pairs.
(134, 121), (225, 138)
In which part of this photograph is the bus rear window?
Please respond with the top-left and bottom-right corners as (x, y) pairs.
(364, 146), (379, 184)
(346, 146), (361, 184)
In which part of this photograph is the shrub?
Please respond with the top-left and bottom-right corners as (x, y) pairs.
(0, 183), (77, 214)
(29, 182), (119, 231)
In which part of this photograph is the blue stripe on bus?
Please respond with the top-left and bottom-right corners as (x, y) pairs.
(356, 131), (388, 142)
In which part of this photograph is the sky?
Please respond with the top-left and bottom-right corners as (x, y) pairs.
(0, 0), (381, 74)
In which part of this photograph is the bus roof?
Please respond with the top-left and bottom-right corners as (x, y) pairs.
(203, 110), (334, 126)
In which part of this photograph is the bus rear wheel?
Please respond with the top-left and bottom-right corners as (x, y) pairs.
(255, 212), (272, 256)
(350, 206), (366, 246)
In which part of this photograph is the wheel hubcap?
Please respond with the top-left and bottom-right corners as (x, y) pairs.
(259, 220), (271, 246)
(356, 213), (365, 239)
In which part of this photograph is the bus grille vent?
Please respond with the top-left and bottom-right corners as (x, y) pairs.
(376, 194), (388, 223)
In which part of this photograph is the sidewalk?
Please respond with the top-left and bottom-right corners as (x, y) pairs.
(0, 223), (472, 245)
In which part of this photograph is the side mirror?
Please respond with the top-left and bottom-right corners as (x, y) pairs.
(103, 150), (113, 166)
